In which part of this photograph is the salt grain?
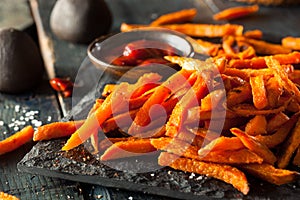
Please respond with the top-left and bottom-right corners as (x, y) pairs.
(128, 197), (133, 200)
(15, 105), (20, 112)
(0, 121), (4, 126)
(189, 173), (195, 179)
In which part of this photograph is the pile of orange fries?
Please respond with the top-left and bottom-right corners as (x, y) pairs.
(2, 7), (300, 195)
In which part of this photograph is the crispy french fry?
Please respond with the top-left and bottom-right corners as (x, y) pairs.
(231, 128), (277, 165)
(100, 138), (156, 161)
(213, 5), (259, 21)
(121, 23), (244, 38)
(250, 75), (268, 110)
(277, 116), (300, 169)
(198, 136), (244, 156)
(150, 9), (197, 26)
(245, 115), (267, 136)
(158, 152), (249, 195)
(242, 163), (300, 185)
(292, 147), (300, 167)
(33, 120), (85, 141)
(282, 36), (300, 50)
(0, 126), (34, 155)
(255, 114), (299, 148)
(0, 192), (19, 200)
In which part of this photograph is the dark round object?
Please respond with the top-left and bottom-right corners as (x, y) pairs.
(0, 28), (44, 93)
(50, 0), (112, 44)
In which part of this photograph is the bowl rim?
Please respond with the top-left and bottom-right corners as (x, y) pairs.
(87, 27), (194, 71)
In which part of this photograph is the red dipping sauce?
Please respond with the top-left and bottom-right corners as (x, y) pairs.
(111, 40), (179, 67)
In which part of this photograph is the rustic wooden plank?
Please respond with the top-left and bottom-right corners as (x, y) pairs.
(0, 82), (84, 200)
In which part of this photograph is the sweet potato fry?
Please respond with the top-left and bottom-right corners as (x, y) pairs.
(201, 89), (225, 111)
(250, 75), (268, 110)
(121, 23), (244, 38)
(0, 126), (34, 155)
(166, 71), (212, 137)
(198, 136), (244, 156)
(162, 23), (244, 37)
(151, 137), (199, 160)
(176, 129), (205, 148)
(164, 56), (225, 73)
(255, 114), (299, 148)
(277, 116), (300, 169)
(62, 73), (162, 151)
(201, 149), (263, 164)
(231, 128), (277, 165)
(0, 192), (19, 200)
(129, 69), (192, 135)
(102, 84), (116, 97)
(190, 38), (220, 56)
(265, 57), (300, 103)
(88, 99), (104, 117)
(100, 138), (156, 161)
(229, 103), (286, 117)
(245, 115), (267, 136)
(188, 127), (220, 141)
(102, 109), (138, 133)
(151, 137), (262, 164)
(226, 83), (252, 107)
(292, 147), (300, 167)
(242, 163), (300, 185)
(243, 29), (263, 40)
(282, 36), (300, 50)
(33, 120), (85, 141)
(185, 108), (238, 125)
(98, 137), (131, 152)
(265, 77), (283, 108)
(158, 152), (249, 195)
(213, 5), (259, 21)
(150, 8), (197, 26)
(236, 37), (291, 55)
(266, 112), (289, 133)
(229, 51), (300, 69)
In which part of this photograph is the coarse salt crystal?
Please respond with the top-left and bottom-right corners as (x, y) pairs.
(128, 197), (133, 200)
(0, 121), (4, 126)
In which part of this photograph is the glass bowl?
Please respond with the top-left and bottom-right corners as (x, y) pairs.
(87, 28), (194, 81)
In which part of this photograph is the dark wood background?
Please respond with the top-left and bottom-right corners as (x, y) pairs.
(1, 0), (300, 199)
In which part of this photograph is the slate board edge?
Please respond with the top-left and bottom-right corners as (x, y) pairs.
(17, 159), (213, 200)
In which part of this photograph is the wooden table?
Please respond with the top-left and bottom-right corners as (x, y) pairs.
(1, 0), (300, 199)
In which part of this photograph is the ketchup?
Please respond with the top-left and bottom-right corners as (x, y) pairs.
(111, 40), (179, 66)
